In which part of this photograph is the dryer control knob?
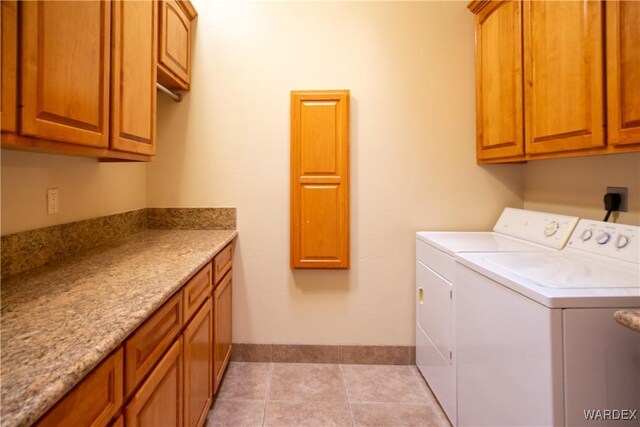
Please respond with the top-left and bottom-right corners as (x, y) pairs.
(544, 221), (559, 237)
(580, 229), (593, 242)
(596, 232), (611, 245)
(615, 234), (629, 249)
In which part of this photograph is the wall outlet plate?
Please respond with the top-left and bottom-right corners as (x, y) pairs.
(47, 188), (59, 215)
(606, 186), (628, 212)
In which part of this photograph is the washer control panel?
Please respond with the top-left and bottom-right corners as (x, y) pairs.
(493, 208), (580, 249)
(568, 219), (639, 263)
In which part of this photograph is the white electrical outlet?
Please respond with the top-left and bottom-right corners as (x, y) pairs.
(47, 188), (59, 215)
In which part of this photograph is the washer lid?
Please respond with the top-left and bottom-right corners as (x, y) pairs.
(416, 232), (549, 256)
(482, 251), (639, 289)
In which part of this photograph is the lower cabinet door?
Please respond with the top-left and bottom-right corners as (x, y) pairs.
(36, 348), (123, 427)
(213, 271), (233, 393)
(125, 338), (183, 427)
(183, 299), (213, 427)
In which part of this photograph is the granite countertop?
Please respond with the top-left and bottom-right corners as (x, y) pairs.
(1, 229), (238, 427)
(614, 309), (640, 333)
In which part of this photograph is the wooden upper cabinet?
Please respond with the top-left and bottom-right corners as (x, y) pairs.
(158, 0), (197, 91)
(36, 348), (123, 427)
(290, 90), (350, 269)
(606, 0), (640, 148)
(523, 0), (605, 155)
(20, 1), (111, 148)
(111, 0), (157, 155)
(1, 0), (18, 133)
(472, 0), (524, 161)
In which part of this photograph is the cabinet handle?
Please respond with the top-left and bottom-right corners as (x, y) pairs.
(418, 287), (424, 305)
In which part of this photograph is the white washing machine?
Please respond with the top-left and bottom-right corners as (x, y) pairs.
(416, 208), (579, 425)
(456, 219), (640, 427)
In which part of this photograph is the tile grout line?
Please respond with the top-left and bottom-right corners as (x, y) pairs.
(409, 366), (449, 427)
(338, 364), (356, 427)
(261, 363), (274, 427)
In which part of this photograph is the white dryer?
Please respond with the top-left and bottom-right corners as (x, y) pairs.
(456, 219), (640, 426)
(416, 208), (579, 425)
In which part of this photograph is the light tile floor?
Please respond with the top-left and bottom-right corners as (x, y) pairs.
(207, 362), (452, 427)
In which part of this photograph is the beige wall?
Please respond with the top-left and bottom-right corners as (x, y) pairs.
(147, 1), (523, 345)
(1, 150), (146, 235)
(523, 153), (640, 226)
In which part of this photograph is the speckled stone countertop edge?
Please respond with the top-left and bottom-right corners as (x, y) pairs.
(614, 309), (640, 333)
(1, 229), (238, 427)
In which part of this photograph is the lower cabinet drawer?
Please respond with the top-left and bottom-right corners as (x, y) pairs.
(125, 291), (183, 397)
(36, 347), (124, 427)
(183, 263), (212, 323)
(125, 338), (183, 427)
(213, 242), (233, 284)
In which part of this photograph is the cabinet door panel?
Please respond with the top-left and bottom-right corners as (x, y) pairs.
(21, 1), (110, 147)
(300, 184), (341, 261)
(36, 348), (123, 427)
(291, 91), (350, 269)
(126, 338), (183, 427)
(213, 271), (232, 393)
(606, 0), (640, 147)
(1, 0), (17, 133)
(111, 0), (157, 155)
(524, 0), (604, 154)
(184, 299), (213, 427)
(475, 0), (524, 161)
(158, 0), (193, 90)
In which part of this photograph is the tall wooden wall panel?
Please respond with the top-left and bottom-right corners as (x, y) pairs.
(291, 90), (350, 269)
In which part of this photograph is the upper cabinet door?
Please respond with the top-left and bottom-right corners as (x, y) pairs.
(20, 1), (111, 148)
(110, 0), (157, 155)
(523, 1), (604, 155)
(1, 0), (18, 133)
(606, 0), (640, 148)
(158, 0), (196, 91)
(290, 90), (350, 269)
(474, 0), (524, 162)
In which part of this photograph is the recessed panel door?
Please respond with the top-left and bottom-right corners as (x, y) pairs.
(523, 0), (604, 155)
(111, 0), (157, 155)
(20, 1), (111, 147)
(291, 90), (349, 269)
(606, 0), (640, 147)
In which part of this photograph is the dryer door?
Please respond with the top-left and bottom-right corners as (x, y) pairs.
(416, 260), (455, 425)
(417, 260), (452, 361)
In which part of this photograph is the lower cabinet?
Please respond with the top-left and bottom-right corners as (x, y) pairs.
(36, 348), (123, 427)
(125, 338), (183, 427)
(213, 270), (233, 393)
(183, 299), (213, 427)
(34, 243), (236, 427)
